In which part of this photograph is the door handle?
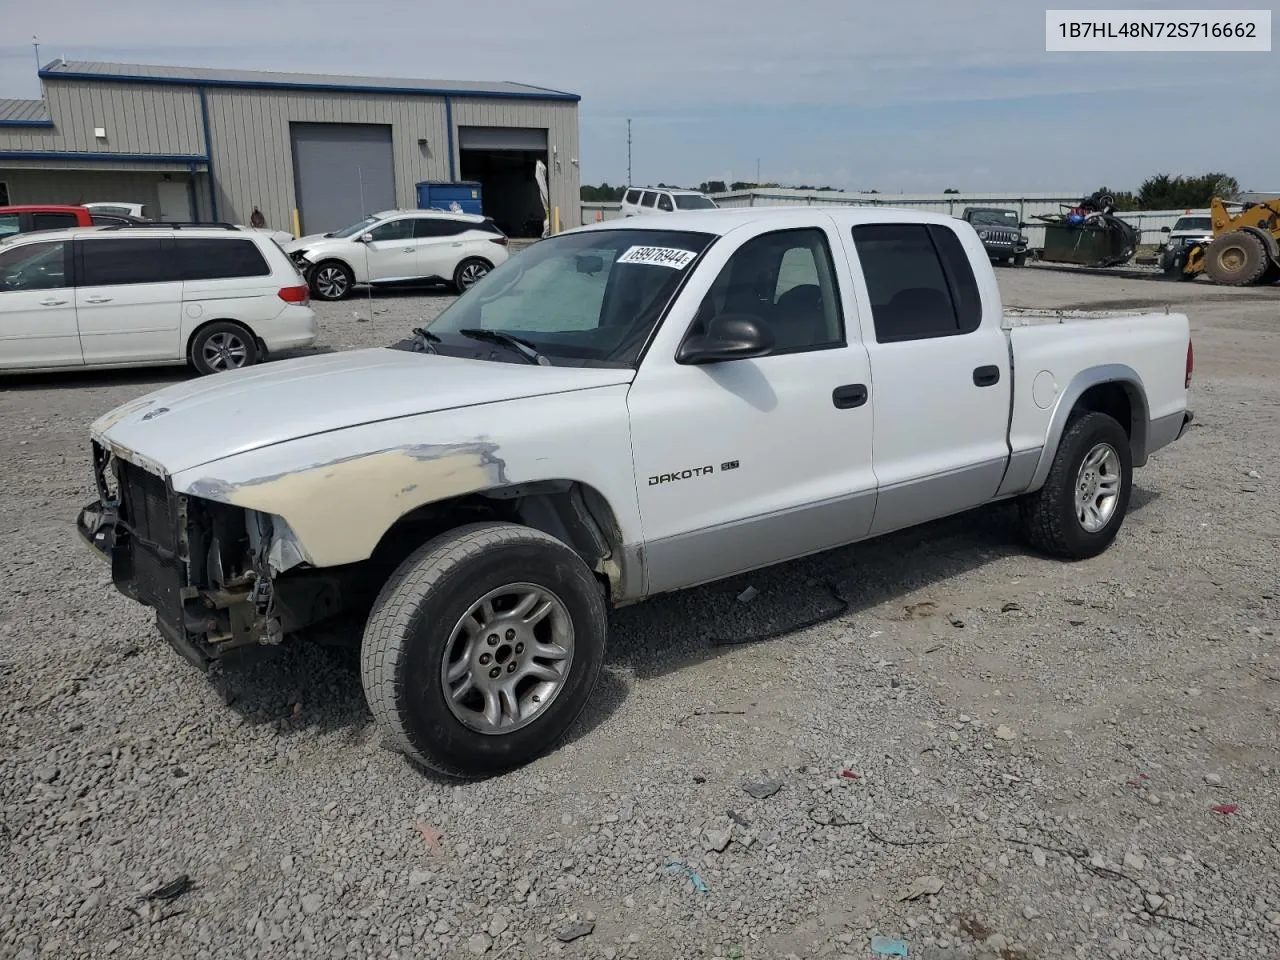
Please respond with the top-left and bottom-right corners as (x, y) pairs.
(451, 242), (463, 247)
(973, 365), (1001, 387)
(832, 383), (868, 409)
(402, 247), (414, 252)
(85, 296), (114, 304)
(39, 298), (69, 306)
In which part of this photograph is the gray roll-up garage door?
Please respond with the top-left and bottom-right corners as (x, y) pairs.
(291, 122), (396, 235)
(457, 127), (548, 152)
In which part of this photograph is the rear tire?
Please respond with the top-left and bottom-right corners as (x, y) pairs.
(1203, 231), (1269, 286)
(360, 522), (608, 778)
(309, 260), (354, 300)
(1019, 412), (1132, 560)
(453, 257), (492, 293)
(189, 321), (260, 375)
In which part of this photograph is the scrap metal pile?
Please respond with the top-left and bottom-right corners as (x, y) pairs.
(1033, 191), (1140, 268)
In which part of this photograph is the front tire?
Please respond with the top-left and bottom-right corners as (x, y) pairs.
(1019, 411), (1132, 560)
(360, 522), (608, 778)
(1203, 231), (1269, 286)
(189, 321), (260, 375)
(309, 260), (354, 300)
(1012, 252), (1027, 267)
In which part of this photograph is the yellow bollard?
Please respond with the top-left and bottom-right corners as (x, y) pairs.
(291, 208), (301, 239)
(553, 206), (560, 234)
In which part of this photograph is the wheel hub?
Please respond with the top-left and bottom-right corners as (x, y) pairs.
(442, 583), (574, 734)
(1074, 442), (1121, 533)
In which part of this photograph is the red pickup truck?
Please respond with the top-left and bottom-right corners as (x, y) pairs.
(0, 205), (94, 239)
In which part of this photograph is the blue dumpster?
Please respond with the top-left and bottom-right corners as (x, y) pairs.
(415, 181), (483, 216)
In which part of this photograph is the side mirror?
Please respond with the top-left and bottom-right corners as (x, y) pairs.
(359, 233), (374, 243)
(1160, 226), (1171, 233)
(1019, 221), (1029, 229)
(676, 313), (775, 365)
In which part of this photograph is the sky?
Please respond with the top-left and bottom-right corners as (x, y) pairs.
(2, 0), (1277, 194)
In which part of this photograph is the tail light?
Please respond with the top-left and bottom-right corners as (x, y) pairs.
(278, 284), (309, 304)
(489, 236), (509, 247)
(1185, 339), (1194, 389)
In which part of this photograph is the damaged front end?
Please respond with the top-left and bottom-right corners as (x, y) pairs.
(77, 442), (346, 669)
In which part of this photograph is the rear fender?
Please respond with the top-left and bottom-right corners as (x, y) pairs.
(1027, 364), (1149, 491)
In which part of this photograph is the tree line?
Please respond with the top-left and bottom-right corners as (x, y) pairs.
(582, 172), (1248, 208)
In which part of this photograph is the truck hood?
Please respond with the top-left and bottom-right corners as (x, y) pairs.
(91, 348), (635, 475)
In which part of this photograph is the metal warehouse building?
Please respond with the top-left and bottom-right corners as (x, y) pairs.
(0, 60), (580, 238)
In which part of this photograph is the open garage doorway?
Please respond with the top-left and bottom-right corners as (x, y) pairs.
(458, 126), (547, 239)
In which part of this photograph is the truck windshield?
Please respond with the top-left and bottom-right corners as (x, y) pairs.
(1172, 217), (1211, 232)
(426, 228), (716, 367)
(968, 210), (1018, 226)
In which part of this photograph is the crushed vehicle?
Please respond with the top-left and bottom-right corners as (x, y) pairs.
(958, 207), (1029, 266)
(78, 207), (1194, 777)
(1033, 191), (1139, 268)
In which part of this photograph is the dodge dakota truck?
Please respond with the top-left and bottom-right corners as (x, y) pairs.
(77, 207), (1194, 777)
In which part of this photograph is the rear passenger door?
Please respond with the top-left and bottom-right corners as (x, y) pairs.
(414, 218), (465, 281)
(845, 222), (1010, 536)
(175, 237), (275, 329)
(75, 237), (184, 364)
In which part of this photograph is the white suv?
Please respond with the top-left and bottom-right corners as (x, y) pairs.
(620, 187), (717, 217)
(0, 225), (317, 376)
(284, 209), (510, 301)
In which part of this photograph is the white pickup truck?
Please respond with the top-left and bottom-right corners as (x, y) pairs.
(78, 207), (1194, 777)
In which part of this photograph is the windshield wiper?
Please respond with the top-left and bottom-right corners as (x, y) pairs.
(457, 328), (552, 366)
(411, 326), (441, 354)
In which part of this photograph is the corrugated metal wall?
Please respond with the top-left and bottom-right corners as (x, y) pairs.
(451, 99), (580, 230)
(1, 79), (581, 237)
(0, 168), (172, 211)
(203, 88), (450, 232)
(0, 81), (203, 154)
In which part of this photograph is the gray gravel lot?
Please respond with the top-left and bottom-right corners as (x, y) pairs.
(1, 265), (1278, 960)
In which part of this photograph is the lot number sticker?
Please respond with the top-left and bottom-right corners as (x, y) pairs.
(617, 245), (697, 269)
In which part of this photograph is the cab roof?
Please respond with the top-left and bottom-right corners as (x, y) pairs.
(571, 204), (969, 237)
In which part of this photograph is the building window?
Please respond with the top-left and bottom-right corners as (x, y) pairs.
(0, 182), (9, 206)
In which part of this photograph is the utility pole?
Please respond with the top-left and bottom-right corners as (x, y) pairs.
(32, 36), (41, 73)
(756, 158), (760, 184)
(626, 119), (632, 186)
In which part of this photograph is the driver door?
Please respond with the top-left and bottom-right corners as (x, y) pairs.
(360, 217), (418, 281)
(626, 220), (877, 595)
(0, 239), (83, 370)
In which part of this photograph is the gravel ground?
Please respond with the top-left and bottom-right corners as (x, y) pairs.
(2, 265), (1278, 960)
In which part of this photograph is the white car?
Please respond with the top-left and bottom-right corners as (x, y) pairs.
(0, 225), (317, 376)
(284, 209), (510, 300)
(620, 186), (718, 217)
(78, 206), (1192, 776)
(84, 201), (149, 219)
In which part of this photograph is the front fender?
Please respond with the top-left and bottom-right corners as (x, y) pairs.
(174, 439), (508, 568)
(167, 386), (643, 571)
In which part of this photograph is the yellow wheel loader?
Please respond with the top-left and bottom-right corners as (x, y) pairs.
(1174, 196), (1280, 285)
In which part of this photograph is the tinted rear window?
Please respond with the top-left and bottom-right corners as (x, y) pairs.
(32, 212), (81, 231)
(175, 238), (271, 280)
(80, 238), (172, 286)
(624, 189), (641, 205)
